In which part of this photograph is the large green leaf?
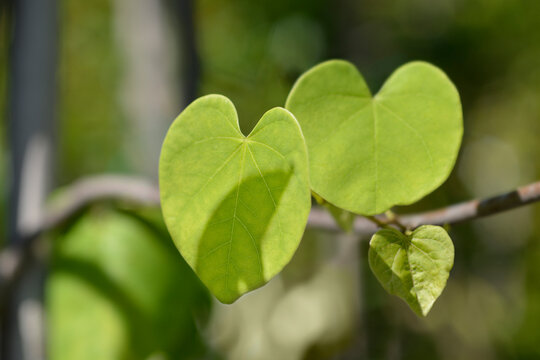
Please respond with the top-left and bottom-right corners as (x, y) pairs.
(159, 94), (311, 303)
(368, 225), (454, 316)
(47, 208), (210, 360)
(286, 60), (463, 215)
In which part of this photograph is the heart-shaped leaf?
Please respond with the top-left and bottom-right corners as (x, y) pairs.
(368, 225), (454, 316)
(286, 60), (463, 215)
(159, 95), (311, 304)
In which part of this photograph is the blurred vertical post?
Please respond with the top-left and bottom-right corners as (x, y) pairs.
(1, 0), (57, 358)
(114, 0), (199, 177)
(175, 0), (199, 105)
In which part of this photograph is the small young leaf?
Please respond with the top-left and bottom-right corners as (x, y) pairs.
(286, 60), (463, 215)
(159, 95), (311, 304)
(368, 225), (454, 316)
(312, 191), (355, 232)
(322, 203), (355, 232)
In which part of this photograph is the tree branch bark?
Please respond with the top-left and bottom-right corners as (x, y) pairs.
(396, 181), (540, 228)
(1, 175), (540, 312)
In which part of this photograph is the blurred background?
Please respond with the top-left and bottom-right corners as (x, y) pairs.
(1, 0), (540, 359)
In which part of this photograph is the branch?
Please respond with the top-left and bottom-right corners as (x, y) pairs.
(0, 175), (160, 311)
(397, 181), (540, 228)
(28, 175), (161, 238)
(1, 175), (540, 311)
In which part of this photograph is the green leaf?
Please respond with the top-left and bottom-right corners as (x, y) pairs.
(159, 94), (311, 304)
(286, 60), (463, 215)
(368, 225), (454, 316)
(323, 203), (355, 232)
(47, 208), (210, 360)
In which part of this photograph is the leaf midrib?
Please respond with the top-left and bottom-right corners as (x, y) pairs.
(225, 144), (248, 292)
(222, 141), (288, 293)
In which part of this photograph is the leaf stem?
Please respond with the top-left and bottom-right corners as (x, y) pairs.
(365, 215), (386, 228)
(311, 191), (327, 205)
(384, 210), (408, 232)
(365, 212), (408, 232)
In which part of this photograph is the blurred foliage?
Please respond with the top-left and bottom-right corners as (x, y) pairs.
(207, 229), (359, 360)
(46, 205), (212, 360)
(196, 0), (333, 133)
(57, 0), (127, 183)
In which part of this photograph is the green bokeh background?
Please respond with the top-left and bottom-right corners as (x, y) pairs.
(1, 0), (540, 359)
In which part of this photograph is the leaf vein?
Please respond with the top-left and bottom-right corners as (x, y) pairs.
(225, 145), (247, 292)
(200, 241), (231, 260)
(376, 102), (435, 174)
(371, 104), (379, 211)
(193, 137), (243, 145)
(247, 145), (284, 248)
(235, 216), (263, 278)
(248, 140), (286, 160)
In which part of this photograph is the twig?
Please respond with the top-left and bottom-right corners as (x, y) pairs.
(0, 175), (160, 311)
(1, 175), (540, 311)
(396, 181), (540, 229)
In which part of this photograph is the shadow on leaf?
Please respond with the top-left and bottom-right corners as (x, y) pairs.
(195, 170), (292, 303)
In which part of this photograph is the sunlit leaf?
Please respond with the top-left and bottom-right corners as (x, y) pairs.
(286, 60), (462, 215)
(368, 225), (454, 316)
(159, 94), (311, 303)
